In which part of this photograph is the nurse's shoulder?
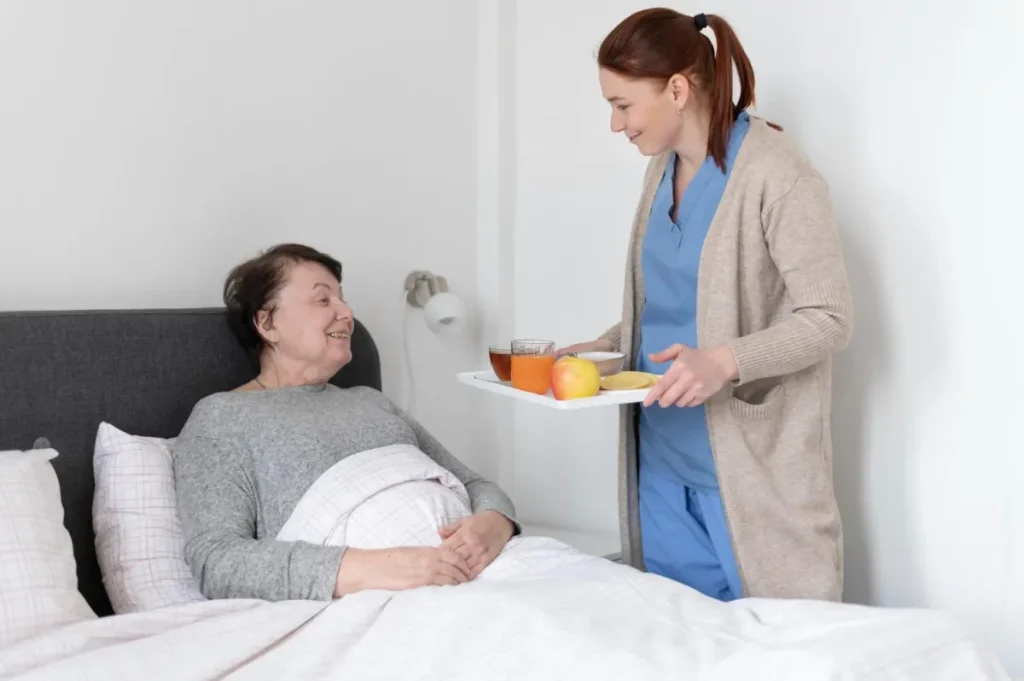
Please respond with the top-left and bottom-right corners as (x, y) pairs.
(740, 116), (831, 210)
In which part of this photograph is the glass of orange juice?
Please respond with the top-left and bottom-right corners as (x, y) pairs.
(510, 339), (555, 395)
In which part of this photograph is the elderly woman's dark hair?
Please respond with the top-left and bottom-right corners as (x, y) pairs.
(223, 243), (343, 361)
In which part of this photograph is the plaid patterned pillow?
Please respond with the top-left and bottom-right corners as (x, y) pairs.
(92, 422), (206, 613)
(0, 448), (96, 647)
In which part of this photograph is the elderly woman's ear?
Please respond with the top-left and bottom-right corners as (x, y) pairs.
(254, 309), (277, 346)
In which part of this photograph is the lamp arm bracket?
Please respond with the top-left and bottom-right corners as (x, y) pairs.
(404, 270), (449, 308)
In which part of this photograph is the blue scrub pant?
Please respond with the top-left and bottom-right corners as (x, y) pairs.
(639, 466), (744, 601)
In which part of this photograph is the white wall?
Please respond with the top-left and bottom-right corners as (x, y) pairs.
(507, 1), (649, 547)
(0, 0), (493, 476)
(500, 0), (1023, 673)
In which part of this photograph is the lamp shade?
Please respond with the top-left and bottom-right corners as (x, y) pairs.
(422, 291), (466, 335)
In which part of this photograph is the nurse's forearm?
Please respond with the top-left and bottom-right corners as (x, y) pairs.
(724, 293), (852, 385)
(730, 173), (852, 385)
(708, 345), (739, 382)
(599, 322), (622, 350)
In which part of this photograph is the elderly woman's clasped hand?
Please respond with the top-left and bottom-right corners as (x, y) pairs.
(334, 545), (473, 596)
(438, 510), (515, 579)
(333, 511), (514, 596)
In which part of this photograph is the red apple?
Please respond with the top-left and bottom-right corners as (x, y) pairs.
(551, 357), (601, 400)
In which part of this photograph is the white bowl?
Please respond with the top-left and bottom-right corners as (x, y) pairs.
(573, 351), (626, 376)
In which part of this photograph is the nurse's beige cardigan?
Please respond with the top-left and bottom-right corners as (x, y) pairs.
(601, 117), (853, 601)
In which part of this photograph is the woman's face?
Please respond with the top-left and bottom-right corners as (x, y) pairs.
(256, 260), (353, 379)
(599, 68), (687, 156)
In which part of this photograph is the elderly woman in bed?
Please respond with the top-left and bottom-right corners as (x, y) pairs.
(172, 243), (519, 602)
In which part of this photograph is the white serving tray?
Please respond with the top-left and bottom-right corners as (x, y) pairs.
(456, 370), (649, 411)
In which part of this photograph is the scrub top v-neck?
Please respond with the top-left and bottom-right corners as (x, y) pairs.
(636, 111), (751, 491)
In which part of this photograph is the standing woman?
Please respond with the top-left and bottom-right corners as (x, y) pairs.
(561, 9), (853, 602)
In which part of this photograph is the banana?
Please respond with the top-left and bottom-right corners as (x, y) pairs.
(600, 371), (659, 391)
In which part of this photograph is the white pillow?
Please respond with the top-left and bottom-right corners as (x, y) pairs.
(276, 444), (473, 550)
(342, 480), (472, 549)
(0, 448), (96, 647)
(92, 422), (206, 613)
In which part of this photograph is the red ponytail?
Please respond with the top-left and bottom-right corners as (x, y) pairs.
(598, 9), (757, 171)
(705, 15), (755, 170)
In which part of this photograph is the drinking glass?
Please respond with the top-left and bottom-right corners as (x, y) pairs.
(510, 339), (555, 395)
(488, 344), (512, 382)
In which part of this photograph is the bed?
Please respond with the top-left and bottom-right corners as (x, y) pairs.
(0, 308), (1011, 680)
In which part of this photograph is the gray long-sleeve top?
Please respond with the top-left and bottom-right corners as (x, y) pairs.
(171, 383), (518, 602)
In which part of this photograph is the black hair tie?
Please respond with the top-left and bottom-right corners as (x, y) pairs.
(694, 13), (708, 31)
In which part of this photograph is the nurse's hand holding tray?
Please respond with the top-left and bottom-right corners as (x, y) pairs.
(640, 343), (739, 408)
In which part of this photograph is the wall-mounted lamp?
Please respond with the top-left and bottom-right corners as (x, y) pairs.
(403, 270), (467, 335)
(400, 270), (468, 416)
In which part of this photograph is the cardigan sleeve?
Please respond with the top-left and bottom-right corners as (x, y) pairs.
(725, 174), (853, 385)
(598, 322), (623, 351)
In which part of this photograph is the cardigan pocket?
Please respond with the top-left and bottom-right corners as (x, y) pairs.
(727, 377), (785, 420)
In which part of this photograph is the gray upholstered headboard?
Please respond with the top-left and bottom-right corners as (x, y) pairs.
(0, 308), (381, 617)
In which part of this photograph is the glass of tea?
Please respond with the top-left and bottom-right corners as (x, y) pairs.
(488, 344), (512, 382)
(510, 339), (555, 395)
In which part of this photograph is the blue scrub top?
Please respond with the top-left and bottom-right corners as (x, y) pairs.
(636, 111), (751, 491)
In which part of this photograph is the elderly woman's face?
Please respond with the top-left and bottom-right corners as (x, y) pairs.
(258, 261), (353, 375)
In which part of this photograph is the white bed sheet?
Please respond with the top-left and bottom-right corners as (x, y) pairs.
(0, 536), (1010, 681)
(5, 444), (1008, 680)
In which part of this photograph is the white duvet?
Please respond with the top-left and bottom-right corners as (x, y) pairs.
(0, 446), (1010, 681)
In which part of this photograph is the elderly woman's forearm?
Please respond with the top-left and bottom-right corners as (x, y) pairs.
(185, 533), (346, 602)
(465, 480), (521, 534)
